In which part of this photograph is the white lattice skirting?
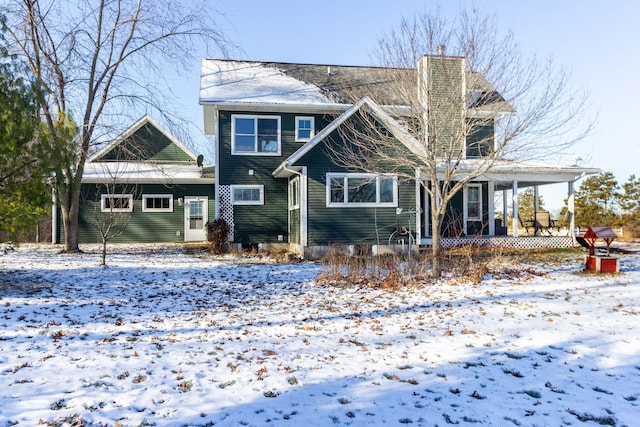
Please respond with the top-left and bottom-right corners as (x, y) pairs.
(440, 236), (574, 249)
(218, 185), (234, 241)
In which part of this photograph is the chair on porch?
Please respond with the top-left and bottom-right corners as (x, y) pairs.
(518, 215), (535, 235)
(534, 211), (554, 235)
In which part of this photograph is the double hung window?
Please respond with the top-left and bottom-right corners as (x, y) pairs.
(295, 116), (314, 142)
(289, 177), (300, 210)
(464, 184), (482, 221)
(232, 115), (280, 155)
(326, 173), (397, 207)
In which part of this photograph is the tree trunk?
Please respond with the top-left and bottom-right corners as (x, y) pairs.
(60, 186), (81, 253)
(430, 190), (443, 278)
(100, 239), (107, 266)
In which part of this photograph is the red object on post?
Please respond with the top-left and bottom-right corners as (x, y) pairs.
(583, 226), (619, 273)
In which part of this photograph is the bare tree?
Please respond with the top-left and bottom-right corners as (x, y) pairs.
(89, 174), (136, 266)
(328, 7), (592, 277)
(2, 0), (230, 252)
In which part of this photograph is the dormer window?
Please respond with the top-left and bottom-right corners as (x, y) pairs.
(295, 116), (314, 142)
(232, 115), (281, 155)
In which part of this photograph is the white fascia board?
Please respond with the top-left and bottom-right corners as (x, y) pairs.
(273, 97), (423, 178)
(272, 97), (371, 178)
(198, 100), (352, 114)
(82, 162), (213, 185)
(431, 160), (600, 183)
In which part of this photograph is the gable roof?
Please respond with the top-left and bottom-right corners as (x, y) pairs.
(200, 58), (508, 114)
(273, 96), (427, 178)
(200, 59), (416, 108)
(89, 115), (198, 163)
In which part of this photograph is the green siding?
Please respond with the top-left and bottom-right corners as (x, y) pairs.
(75, 183), (214, 243)
(466, 119), (494, 158)
(424, 56), (465, 158)
(99, 123), (194, 162)
(298, 132), (417, 246)
(441, 182), (489, 236)
(218, 110), (332, 244)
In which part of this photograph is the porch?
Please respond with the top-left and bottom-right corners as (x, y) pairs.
(416, 160), (600, 248)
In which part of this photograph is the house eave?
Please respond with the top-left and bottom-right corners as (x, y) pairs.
(199, 100), (412, 115)
(431, 160), (600, 187)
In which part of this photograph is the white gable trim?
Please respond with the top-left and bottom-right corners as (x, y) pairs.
(273, 96), (425, 177)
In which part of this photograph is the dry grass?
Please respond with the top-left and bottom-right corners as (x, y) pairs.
(317, 245), (580, 289)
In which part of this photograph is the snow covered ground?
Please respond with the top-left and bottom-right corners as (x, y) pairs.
(1, 244), (639, 426)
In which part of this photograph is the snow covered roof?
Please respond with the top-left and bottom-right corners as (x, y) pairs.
(200, 59), (509, 113)
(82, 162), (214, 184)
(200, 59), (411, 108)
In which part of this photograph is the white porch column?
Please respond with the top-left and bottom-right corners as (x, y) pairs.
(502, 189), (508, 228)
(533, 185), (540, 236)
(512, 181), (519, 237)
(415, 169), (422, 241)
(488, 181), (495, 236)
(568, 180), (576, 244)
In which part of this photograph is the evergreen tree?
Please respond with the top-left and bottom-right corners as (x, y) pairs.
(573, 172), (620, 227)
(0, 19), (54, 240)
(517, 188), (545, 221)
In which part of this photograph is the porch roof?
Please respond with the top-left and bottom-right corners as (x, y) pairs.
(82, 162), (214, 185)
(435, 159), (600, 190)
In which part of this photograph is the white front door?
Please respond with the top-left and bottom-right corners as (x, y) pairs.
(184, 196), (208, 241)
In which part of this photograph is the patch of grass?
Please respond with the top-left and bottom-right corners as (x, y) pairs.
(50, 399), (67, 410)
(545, 381), (566, 394)
(593, 386), (613, 395)
(505, 352), (525, 360)
(521, 389), (541, 399)
(177, 380), (192, 392)
(567, 409), (616, 425)
(11, 362), (31, 373)
(503, 368), (524, 378)
(263, 390), (280, 398)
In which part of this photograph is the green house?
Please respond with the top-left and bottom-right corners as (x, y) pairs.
(53, 115), (215, 244)
(200, 57), (599, 257)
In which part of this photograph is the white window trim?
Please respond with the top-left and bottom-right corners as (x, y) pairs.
(142, 194), (173, 212)
(231, 185), (264, 205)
(464, 184), (483, 221)
(326, 173), (398, 208)
(289, 177), (300, 210)
(295, 116), (315, 142)
(101, 194), (134, 213)
(231, 114), (281, 156)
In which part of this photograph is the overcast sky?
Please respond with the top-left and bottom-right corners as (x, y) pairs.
(175, 0), (639, 210)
